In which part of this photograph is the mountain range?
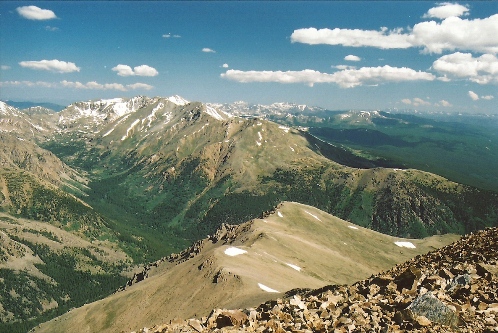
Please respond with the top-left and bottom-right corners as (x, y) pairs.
(0, 96), (497, 332)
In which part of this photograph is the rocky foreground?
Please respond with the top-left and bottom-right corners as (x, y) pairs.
(134, 227), (497, 333)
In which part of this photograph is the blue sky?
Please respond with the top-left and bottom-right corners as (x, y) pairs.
(1, 1), (497, 113)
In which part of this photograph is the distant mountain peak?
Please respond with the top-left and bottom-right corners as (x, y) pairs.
(0, 101), (21, 116)
(165, 95), (189, 106)
(207, 101), (324, 117)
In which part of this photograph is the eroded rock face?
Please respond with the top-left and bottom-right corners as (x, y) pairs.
(134, 227), (498, 333)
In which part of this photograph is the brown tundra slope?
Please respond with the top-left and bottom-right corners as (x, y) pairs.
(134, 226), (496, 333)
(30, 202), (459, 333)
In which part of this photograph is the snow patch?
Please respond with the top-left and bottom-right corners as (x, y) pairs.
(277, 212), (283, 218)
(286, 263), (301, 271)
(290, 146), (295, 152)
(304, 210), (321, 221)
(0, 101), (8, 114)
(224, 247), (247, 256)
(205, 105), (228, 121)
(279, 125), (290, 133)
(394, 241), (416, 249)
(258, 283), (279, 293)
(145, 102), (163, 127)
(256, 131), (263, 146)
(348, 226), (359, 230)
(121, 119), (140, 141)
(102, 128), (115, 137)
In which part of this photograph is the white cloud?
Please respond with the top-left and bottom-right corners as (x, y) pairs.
(438, 99), (452, 107)
(412, 97), (431, 106)
(291, 14), (498, 54)
(291, 27), (412, 49)
(222, 63), (229, 68)
(127, 83), (154, 90)
(0, 80), (153, 91)
(133, 65), (159, 77)
(202, 48), (216, 53)
(112, 64), (158, 77)
(410, 15), (498, 54)
(61, 80), (126, 91)
(422, 3), (469, 19)
(468, 92), (495, 101)
(1, 65), (10, 70)
(468, 91), (480, 101)
(344, 55), (361, 62)
(163, 34), (181, 38)
(112, 65), (134, 76)
(432, 52), (498, 84)
(401, 97), (432, 106)
(16, 6), (57, 20)
(19, 59), (80, 73)
(437, 76), (451, 82)
(0, 80), (56, 88)
(61, 80), (153, 91)
(45, 26), (59, 32)
(221, 66), (434, 88)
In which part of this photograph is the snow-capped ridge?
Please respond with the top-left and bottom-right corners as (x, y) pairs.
(0, 101), (21, 116)
(203, 104), (230, 121)
(207, 101), (324, 118)
(165, 95), (189, 106)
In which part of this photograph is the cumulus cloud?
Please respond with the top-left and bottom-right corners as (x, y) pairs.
(432, 52), (498, 84)
(422, 3), (469, 19)
(438, 99), (452, 107)
(61, 80), (126, 91)
(61, 80), (153, 91)
(0, 80), (153, 91)
(468, 91), (480, 101)
(412, 97), (431, 106)
(291, 27), (412, 49)
(202, 48), (216, 53)
(468, 91), (495, 101)
(410, 15), (498, 54)
(222, 63), (229, 68)
(344, 55), (361, 61)
(221, 66), (434, 88)
(19, 59), (80, 73)
(401, 97), (431, 106)
(112, 64), (158, 77)
(401, 98), (431, 106)
(16, 5), (57, 20)
(127, 83), (154, 90)
(1, 65), (11, 70)
(133, 65), (159, 76)
(291, 13), (498, 54)
(112, 65), (134, 76)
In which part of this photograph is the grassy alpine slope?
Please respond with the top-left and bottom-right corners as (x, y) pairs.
(32, 202), (459, 333)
